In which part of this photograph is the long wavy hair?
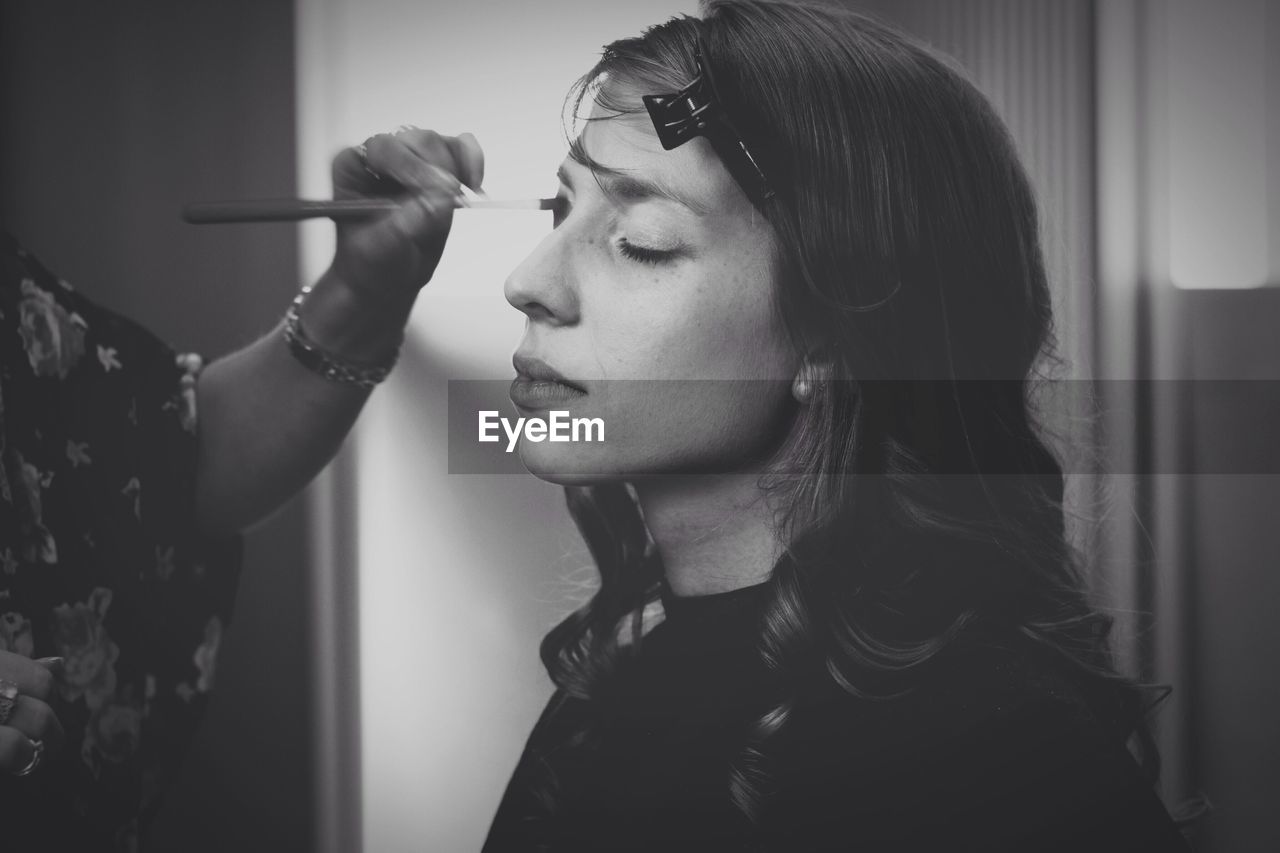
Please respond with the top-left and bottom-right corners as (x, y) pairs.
(535, 0), (1162, 825)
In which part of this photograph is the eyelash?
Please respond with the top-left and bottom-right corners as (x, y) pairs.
(616, 240), (673, 265)
(551, 195), (677, 265)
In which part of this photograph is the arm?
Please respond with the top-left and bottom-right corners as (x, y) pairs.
(192, 128), (483, 536)
(192, 270), (411, 535)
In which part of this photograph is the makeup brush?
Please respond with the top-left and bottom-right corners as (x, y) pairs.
(182, 190), (557, 224)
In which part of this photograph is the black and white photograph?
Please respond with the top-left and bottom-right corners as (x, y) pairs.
(1, 1), (1277, 850)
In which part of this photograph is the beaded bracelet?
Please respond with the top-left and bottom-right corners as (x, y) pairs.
(283, 284), (398, 389)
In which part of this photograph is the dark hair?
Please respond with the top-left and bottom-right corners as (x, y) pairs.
(536, 0), (1162, 824)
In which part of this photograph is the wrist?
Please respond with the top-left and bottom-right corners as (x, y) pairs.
(296, 268), (416, 366)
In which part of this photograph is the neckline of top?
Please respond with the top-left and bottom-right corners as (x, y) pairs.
(657, 575), (773, 623)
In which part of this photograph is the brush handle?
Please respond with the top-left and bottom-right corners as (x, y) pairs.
(183, 199), (401, 223)
(183, 197), (556, 223)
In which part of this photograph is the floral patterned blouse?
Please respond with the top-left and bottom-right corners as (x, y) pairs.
(0, 231), (242, 851)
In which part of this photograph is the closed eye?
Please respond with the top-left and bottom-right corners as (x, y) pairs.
(617, 240), (677, 265)
(550, 190), (680, 265)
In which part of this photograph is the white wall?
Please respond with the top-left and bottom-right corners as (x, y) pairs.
(295, 2), (695, 851)
(1165, 0), (1277, 289)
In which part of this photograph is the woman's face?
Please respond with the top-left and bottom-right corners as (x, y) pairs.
(504, 94), (800, 483)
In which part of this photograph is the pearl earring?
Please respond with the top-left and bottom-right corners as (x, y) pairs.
(792, 376), (813, 403)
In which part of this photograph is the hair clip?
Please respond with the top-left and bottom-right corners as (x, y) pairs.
(642, 36), (776, 205)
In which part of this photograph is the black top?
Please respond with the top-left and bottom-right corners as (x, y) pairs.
(484, 579), (1189, 852)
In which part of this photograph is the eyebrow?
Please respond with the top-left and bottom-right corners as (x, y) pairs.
(557, 143), (710, 216)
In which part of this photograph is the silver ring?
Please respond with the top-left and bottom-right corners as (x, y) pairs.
(0, 679), (18, 726)
(14, 738), (43, 777)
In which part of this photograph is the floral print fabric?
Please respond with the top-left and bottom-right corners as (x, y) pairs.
(0, 232), (242, 851)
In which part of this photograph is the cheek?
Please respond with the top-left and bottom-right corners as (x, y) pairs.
(697, 261), (795, 380)
(516, 242), (798, 481)
(516, 379), (796, 483)
(625, 378), (796, 470)
(588, 261), (794, 382)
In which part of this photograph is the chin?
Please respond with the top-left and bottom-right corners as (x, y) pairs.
(517, 441), (772, 485)
(517, 443), (629, 485)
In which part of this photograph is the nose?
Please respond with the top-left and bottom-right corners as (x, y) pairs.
(504, 226), (580, 325)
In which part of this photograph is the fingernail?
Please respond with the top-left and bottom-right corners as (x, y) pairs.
(35, 656), (64, 672)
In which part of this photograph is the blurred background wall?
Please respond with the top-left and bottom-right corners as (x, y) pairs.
(3, 1), (1278, 851)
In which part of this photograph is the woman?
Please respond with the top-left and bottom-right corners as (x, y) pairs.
(478, 1), (1189, 850)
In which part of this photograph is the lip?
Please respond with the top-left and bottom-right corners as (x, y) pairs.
(511, 353), (587, 410)
(512, 354), (586, 391)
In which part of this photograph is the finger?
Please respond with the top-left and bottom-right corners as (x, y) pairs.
(0, 725), (39, 775)
(332, 144), (392, 200)
(393, 127), (465, 182)
(407, 130), (484, 194)
(448, 132), (486, 191)
(366, 130), (464, 196)
(382, 187), (459, 252)
(5, 695), (64, 756)
(34, 657), (65, 681)
(0, 653), (55, 702)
